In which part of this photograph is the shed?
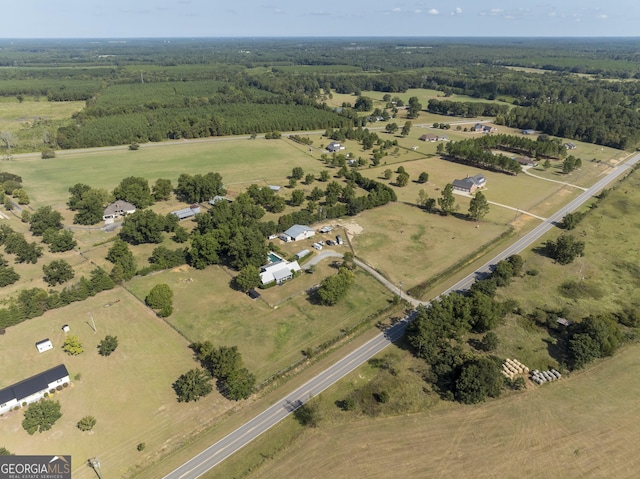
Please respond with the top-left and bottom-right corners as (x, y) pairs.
(295, 249), (310, 260)
(62, 324), (70, 333)
(35, 339), (53, 353)
(247, 289), (261, 300)
(268, 185), (282, 192)
(171, 205), (201, 220)
(556, 317), (572, 327)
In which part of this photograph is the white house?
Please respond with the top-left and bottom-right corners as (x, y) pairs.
(326, 142), (345, 153)
(103, 201), (136, 223)
(283, 224), (315, 242)
(35, 339), (53, 353)
(0, 364), (70, 414)
(260, 260), (301, 285)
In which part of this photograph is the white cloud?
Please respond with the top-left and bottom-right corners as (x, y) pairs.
(392, 7), (401, 12)
(597, 14), (608, 19)
(427, 8), (439, 15)
(455, 7), (462, 15)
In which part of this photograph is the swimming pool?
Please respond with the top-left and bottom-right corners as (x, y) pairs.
(268, 252), (283, 263)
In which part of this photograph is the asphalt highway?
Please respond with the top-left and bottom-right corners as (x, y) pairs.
(164, 152), (640, 479)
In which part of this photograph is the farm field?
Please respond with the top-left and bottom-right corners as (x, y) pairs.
(348, 202), (510, 293)
(0, 288), (234, 479)
(4, 138), (329, 210)
(126, 263), (394, 383)
(244, 341), (640, 479)
(0, 96), (85, 153)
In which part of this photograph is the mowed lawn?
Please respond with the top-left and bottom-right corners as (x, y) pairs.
(126, 263), (393, 382)
(0, 288), (235, 479)
(246, 342), (640, 479)
(6, 137), (329, 210)
(348, 202), (510, 293)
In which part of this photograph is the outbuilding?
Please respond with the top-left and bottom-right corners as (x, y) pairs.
(35, 339), (53, 353)
(283, 224), (315, 242)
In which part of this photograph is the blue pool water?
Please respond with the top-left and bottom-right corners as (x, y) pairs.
(268, 252), (282, 263)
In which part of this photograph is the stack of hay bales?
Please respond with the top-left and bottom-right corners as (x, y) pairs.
(501, 358), (530, 378)
(530, 368), (561, 385)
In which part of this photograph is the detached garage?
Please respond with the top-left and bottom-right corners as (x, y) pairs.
(35, 339), (53, 353)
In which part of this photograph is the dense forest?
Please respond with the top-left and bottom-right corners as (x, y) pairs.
(3, 38), (640, 150)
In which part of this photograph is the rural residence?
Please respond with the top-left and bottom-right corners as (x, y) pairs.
(452, 174), (487, 194)
(514, 156), (536, 167)
(419, 133), (444, 142)
(326, 142), (346, 153)
(103, 201), (136, 223)
(0, 364), (70, 414)
(259, 260), (301, 285)
(473, 123), (497, 134)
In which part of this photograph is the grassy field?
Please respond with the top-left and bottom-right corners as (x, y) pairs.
(4, 137), (329, 210)
(347, 202), (510, 292)
(125, 263), (394, 383)
(0, 288), (236, 479)
(244, 341), (640, 479)
(0, 96), (85, 153)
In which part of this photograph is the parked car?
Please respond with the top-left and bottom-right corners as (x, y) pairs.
(326, 239), (334, 246)
(312, 242), (323, 250)
(336, 235), (344, 245)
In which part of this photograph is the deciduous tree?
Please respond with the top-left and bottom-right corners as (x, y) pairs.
(172, 369), (213, 403)
(22, 400), (62, 435)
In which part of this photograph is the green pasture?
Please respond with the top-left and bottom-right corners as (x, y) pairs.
(125, 263), (393, 382)
(349, 202), (510, 293)
(0, 96), (84, 153)
(497, 167), (640, 320)
(5, 138), (331, 210)
(0, 288), (234, 479)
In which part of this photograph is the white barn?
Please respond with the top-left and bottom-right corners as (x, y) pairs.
(0, 364), (70, 414)
(283, 224), (315, 242)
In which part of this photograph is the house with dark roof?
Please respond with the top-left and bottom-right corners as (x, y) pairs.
(564, 142), (577, 150)
(103, 201), (136, 223)
(283, 224), (315, 242)
(473, 123), (497, 134)
(451, 174), (487, 194)
(419, 133), (443, 142)
(0, 364), (70, 414)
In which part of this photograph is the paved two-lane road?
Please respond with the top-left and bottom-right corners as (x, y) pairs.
(164, 152), (640, 479)
(163, 318), (409, 479)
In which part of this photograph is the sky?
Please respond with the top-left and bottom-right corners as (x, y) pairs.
(4, 0), (640, 38)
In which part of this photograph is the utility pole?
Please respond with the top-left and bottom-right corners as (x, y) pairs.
(88, 313), (97, 333)
(88, 457), (102, 479)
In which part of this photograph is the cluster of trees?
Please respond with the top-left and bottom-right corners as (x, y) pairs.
(68, 183), (111, 225)
(545, 234), (585, 265)
(406, 256), (523, 404)
(465, 133), (567, 159)
(22, 399), (62, 435)
(316, 267), (355, 306)
(562, 155), (582, 173)
(98, 335), (119, 356)
(567, 314), (622, 370)
(427, 99), (509, 118)
(145, 283), (174, 317)
(441, 140), (522, 175)
(0, 253), (19, 287)
(188, 342), (256, 401)
(56, 103), (349, 149)
(175, 172), (225, 203)
(1, 225), (43, 264)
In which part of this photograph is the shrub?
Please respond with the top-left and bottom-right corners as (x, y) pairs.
(77, 415), (97, 431)
(137, 442), (146, 451)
